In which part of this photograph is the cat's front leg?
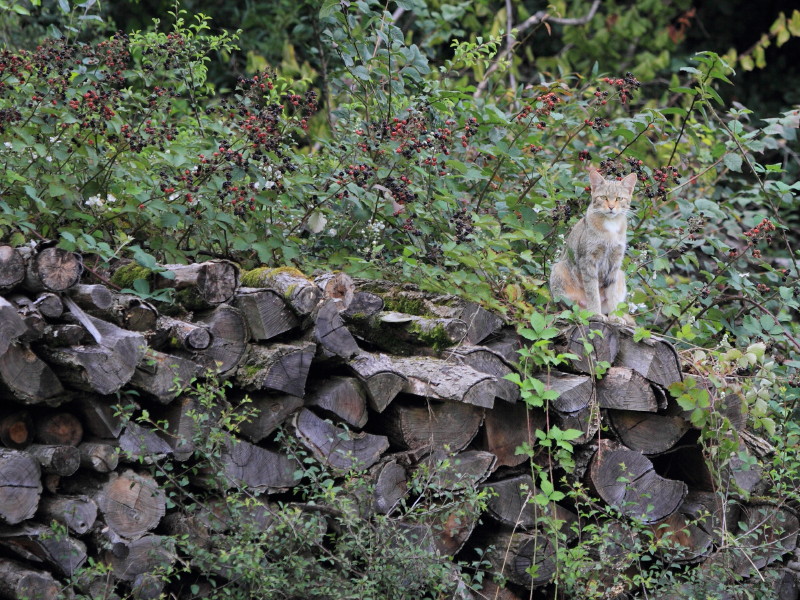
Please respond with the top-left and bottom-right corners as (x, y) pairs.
(579, 265), (603, 315)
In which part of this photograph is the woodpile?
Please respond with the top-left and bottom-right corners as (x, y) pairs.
(0, 242), (797, 599)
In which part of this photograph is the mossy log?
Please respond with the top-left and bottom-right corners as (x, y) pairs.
(240, 266), (321, 316)
(346, 310), (468, 355)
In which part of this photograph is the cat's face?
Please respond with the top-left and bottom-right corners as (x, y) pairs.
(588, 169), (637, 217)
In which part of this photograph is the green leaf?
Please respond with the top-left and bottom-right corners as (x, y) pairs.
(319, 0), (339, 18)
(723, 153), (743, 172)
(58, 0), (70, 13)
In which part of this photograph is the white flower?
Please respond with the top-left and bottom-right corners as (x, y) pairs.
(106, 194), (117, 203)
(45, 156), (53, 163)
(264, 181), (276, 190)
(49, 136), (57, 143)
(253, 181), (261, 191)
(3, 142), (11, 149)
(85, 195), (104, 207)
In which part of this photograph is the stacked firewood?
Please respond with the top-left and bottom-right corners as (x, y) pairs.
(0, 242), (797, 599)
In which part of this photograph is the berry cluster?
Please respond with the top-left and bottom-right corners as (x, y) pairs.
(577, 150), (592, 162)
(450, 207), (475, 243)
(743, 218), (776, 241)
(645, 166), (680, 201)
(584, 116), (610, 131)
(383, 176), (417, 208)
(601, 72), (641, 104)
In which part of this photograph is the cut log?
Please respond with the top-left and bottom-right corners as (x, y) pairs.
(35, 412), (83, 446)
(105, 534), (176, 583)
(77, 396), (123, 439)
(26, 444), (80, 476)
(381, 397), (484, 452)
(78, 441), (120, 473)
(555, 319), (620, 374)
(0, 246), (25, 292)
(480, 400), (546, 469)
(348, 352), (406, 412)
(67, 283), (114, 311)
(157, 397), (200, 461)
(31, 293), (63, 319)
(295, 408), (389, 471)
(341, 291), (384, 320)
(355, 280), (504, 344)
(42, 323), (87, 347)
(313, 299), (360, 360)
(483, 474), (577, 531)
(0, 448), (42, 525)
(483, 327), (523, 364)
(389, 355), (497, 409)
(6, 294), (46, 342)
(190, 304), (249, 376)
(0, 522), (86, 576)
(95, 470), (166, 540)
(118, 422), (173, 463)
(615, 328), (683, 388)
(0, 558), (59, 600)
(474, 580), (524, 600)
(445, 346), (520, 403)
(596, 366), (660, 411)
(348, 310), (468, 355)
(651, 504), (714, 565)
(234, 392), (304, 444)
(315, 271), (355, 308)
(373, 461), (407, 514)
(0, 410), (34, 449)
(97, 292), (159, 331)
(607, 409), (691, 455)
(234, 287), (299, 341)
(587, 439), (687, 523)
(305, 375), (368, 428)
(240, 267), (322, 316)
(0, 343), (65, 405)
(37, 495), (97, 535)
(162, 260), (239, 307)
(481, 528), (557, 587)
(235, 341), (315, 396)
(0, 297), (27, 356)
(429, 509), (480, 556)
(420, 449), (496, 490)
(733, 503), (799, 576)
(21, 245), (83, 292)
(39, 315), (146, 396)
(149, 315), (213, 351)
(129, 348), (200, 403)
(212, 436), (299, 492)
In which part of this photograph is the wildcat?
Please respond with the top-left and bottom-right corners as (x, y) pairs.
(549, 168), (637, 320)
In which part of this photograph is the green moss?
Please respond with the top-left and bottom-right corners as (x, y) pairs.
(384, 295), (427, 316)
(408, 320), (453, 352)
(111, 263), (152, 288)
(241, 266), (310, 288)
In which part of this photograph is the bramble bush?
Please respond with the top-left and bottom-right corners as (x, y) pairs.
(3, 0), (800, 596)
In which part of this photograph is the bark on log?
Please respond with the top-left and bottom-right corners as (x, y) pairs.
(42, 323), (86, 347)
(445, 346), (520, 403)
(342, 291), (384, 320)
(0, 448), (42, 525)
(616, 327), (683, 388)
(0, 558), (59, 600)
(733, 503), (799, 576)
(96, 293), (159, 332)
(0, 246), (25, 292)
(234, 287), (299, 341)
(37, 495), (97, 536)
(78, 441), (120, 473)
(31, 293), (63, 319)
(373, 461), (407, 515)
(348, 352), (406, 413)
(6, 294), (46, 342)
(652, 504), (714, 565)
(21, 245), (83, 293)
(0, 297), (27, 356)
(479, 400), (545, 469)
(95, 470), (166, 540)
(0, 343), (65, 405)
(347, 310), (468, 355)
(0, 410), (34, 449)
(388, 355), (497, 409)
(234, 392), (304, 444)
(420, 449), (496, 490)
(67, 283), (114, 312)
(212, 436), (299, 492)
(118, 422), (173, 463)
(0, 522), (87, 576)
(240, 267), (322, 316)
(381, 397), (484, 452)
(39, 315), (146, 396)
(235, 341), (315, 396)
(35, 412), (83, 447)
(162, 260), (239, 307)
(149, 315), (212, 351)
(156, 397), (200, 462)
(596, 366), (660, 411)
(429, 509), (479, 556)
(295, 408), (388, 471)
(189, 304), (249, 376)
(555, 319), (619, 374)
(305, 375), (368, 429)
(26, 444), (80, 476)
(588, 440), (687, 523)
(77, 397), (123, 439)
(105, 534), (176, 584)
(130, 348), (200, 403)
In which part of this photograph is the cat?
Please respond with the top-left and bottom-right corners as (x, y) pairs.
(549, 168), (637, 321)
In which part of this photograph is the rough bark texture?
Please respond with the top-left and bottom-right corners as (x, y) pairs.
(0, 254), (794, 598)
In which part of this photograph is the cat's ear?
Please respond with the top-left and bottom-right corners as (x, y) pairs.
(588, 167), (604, 190)
(620, 172), (637, 194)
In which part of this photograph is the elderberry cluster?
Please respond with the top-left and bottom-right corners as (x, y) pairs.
(450, 207), (475, 243)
